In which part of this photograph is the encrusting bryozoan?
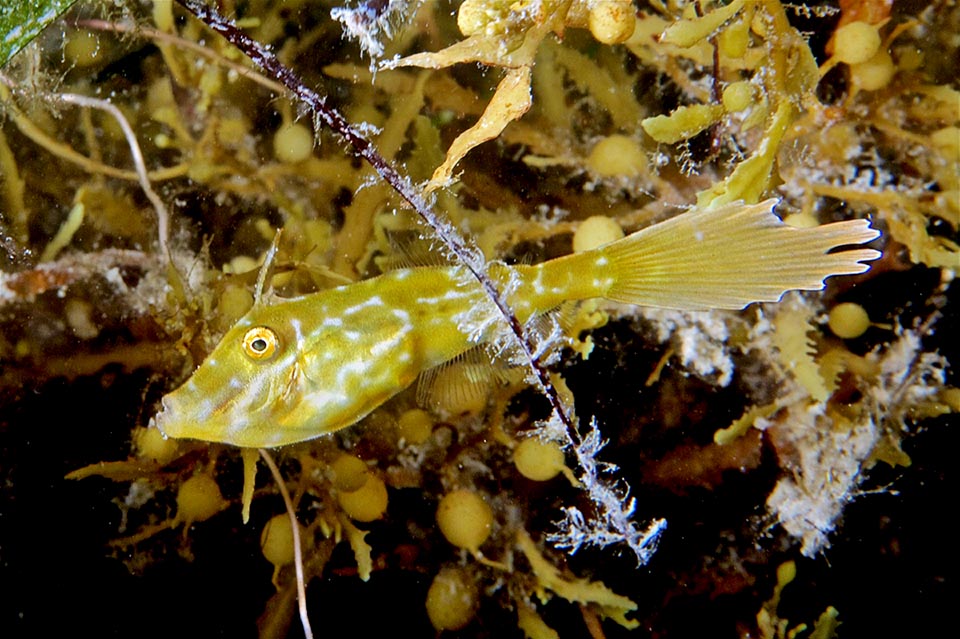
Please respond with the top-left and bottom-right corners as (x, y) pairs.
(155, 199), (880, 448)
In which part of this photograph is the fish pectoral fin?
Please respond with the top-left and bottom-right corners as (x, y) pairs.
(417, 347), (497, 417)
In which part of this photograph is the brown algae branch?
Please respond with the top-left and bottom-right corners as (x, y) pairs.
(75, 18), (288, 96)
(172, 0), (580, 431)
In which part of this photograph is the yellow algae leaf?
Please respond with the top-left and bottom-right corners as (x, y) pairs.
(384, 1), (582, 189)
(0, 129), (27, 242)
(818, 346), (860, 397)
(697, 101), (792, 207)
(516, 530), (638, 629)
(340, 514), (374, 581)
(944, 388), (960, 412)
(871, 433), (913, 468)
(627, 12), (762, 75)
(241, 448), (258, 524)
(65, 459), (160, 482)
(641, 103), (724, 144)
(919, 386), (960, 417)
(517, 603), (560, 639)
(887, 213), (960, 269)
(386, 2), (563, 72)
(915, 84), (960, 118)
(426, 66), (533, 191)
(809, 607), (841, 639)
(532, 43), (574, 130)
(549, 43), (644, 129)
(40, 202), (85, 262)
(659, 0), (746, 48)
(714, 400), (781, 445)
(772, 297), (830, 402)
(386, 33), (528, 70)
(563, 300), (609, 359)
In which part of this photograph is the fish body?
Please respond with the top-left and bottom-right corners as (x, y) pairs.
(156, 258), (613, 447)
(155, 200), (881, 448)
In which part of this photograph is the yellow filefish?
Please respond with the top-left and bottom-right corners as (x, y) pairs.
(155, 200), (879, 448)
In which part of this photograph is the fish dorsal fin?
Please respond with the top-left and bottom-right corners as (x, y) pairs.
(416, 347), (498, 418)
(254, 229), (284, 306)
(378, 228), (454, 271)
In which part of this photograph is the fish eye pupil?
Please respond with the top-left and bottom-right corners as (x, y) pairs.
(242, 326), (279, 360)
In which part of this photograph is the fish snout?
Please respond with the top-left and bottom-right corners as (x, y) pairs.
(153, 394), (179, 439)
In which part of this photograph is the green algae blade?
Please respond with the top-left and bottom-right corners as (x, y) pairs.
(1, 0), (77, 69)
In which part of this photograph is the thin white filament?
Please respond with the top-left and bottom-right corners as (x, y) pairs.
(259, 448), (314, 639)
(54, 92), (171, 257)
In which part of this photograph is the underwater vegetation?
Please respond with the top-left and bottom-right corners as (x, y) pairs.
(0, 0), (956, 637)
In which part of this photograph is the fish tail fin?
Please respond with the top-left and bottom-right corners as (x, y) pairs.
(599, 199), (880, 310)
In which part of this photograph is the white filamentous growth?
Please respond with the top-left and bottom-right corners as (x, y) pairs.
(546, 418), (667, 565)
(331, 0), (417, 63)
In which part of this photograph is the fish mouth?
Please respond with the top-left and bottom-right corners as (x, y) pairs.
(152, 373), (278, 445)
(153, 391), (206, 441)
(153, 394), (179, 439)
(152, 385), (248, 445)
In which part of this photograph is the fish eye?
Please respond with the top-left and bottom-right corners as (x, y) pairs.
(242, 326), (280, 361)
